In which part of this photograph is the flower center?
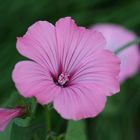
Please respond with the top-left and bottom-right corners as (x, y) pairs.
(57, 73), (69, 86)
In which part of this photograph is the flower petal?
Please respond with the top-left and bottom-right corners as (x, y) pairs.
(17, 21), (59, 75)
(119, 46), (140, 82)
(70, 50), (120, 96)
(12, 61), (59, 104)
(54, 84), (107, 120)
(55, 17), (106, 74)
(35, 84), (61, 105)
(0, 107), (23, 131)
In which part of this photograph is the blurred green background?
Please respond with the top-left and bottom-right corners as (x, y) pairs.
(0, 0), (140, 140)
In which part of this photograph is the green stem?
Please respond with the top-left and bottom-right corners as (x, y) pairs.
(44, 105), (52, 132)
(115, 38), (140, 54)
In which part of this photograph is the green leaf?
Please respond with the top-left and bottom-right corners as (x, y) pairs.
(11, 117), (45, 140)
(65, 120), (87, 140)
(10, 104), (46, 140)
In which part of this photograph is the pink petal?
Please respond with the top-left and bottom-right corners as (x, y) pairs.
(54, 84), (107, 120)
(35, 83), (61, 105)
(0, 107), (23, 131)
(17, 21), (59, 76)
(12, 61), (59, 104)
(55, 17), (106, 74)
(119, 47), (140, 82)
(70, 50), (120, 96)
(92, 24), (140, 83)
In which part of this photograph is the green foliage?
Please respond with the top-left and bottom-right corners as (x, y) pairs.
(11, 116), (46, 140)
(0, 0), (140, 140)
(10, 103), (46, 140)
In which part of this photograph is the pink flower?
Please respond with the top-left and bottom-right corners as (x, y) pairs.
(92, 24), (140, 83)
(0, 107), (24, 131)
(12, 17), (120, 120)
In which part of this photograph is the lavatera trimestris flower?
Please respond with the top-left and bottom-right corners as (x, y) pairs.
(12, 17), (120, 120)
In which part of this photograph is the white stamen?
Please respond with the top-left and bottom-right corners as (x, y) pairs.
(58, 73), (69, 86)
